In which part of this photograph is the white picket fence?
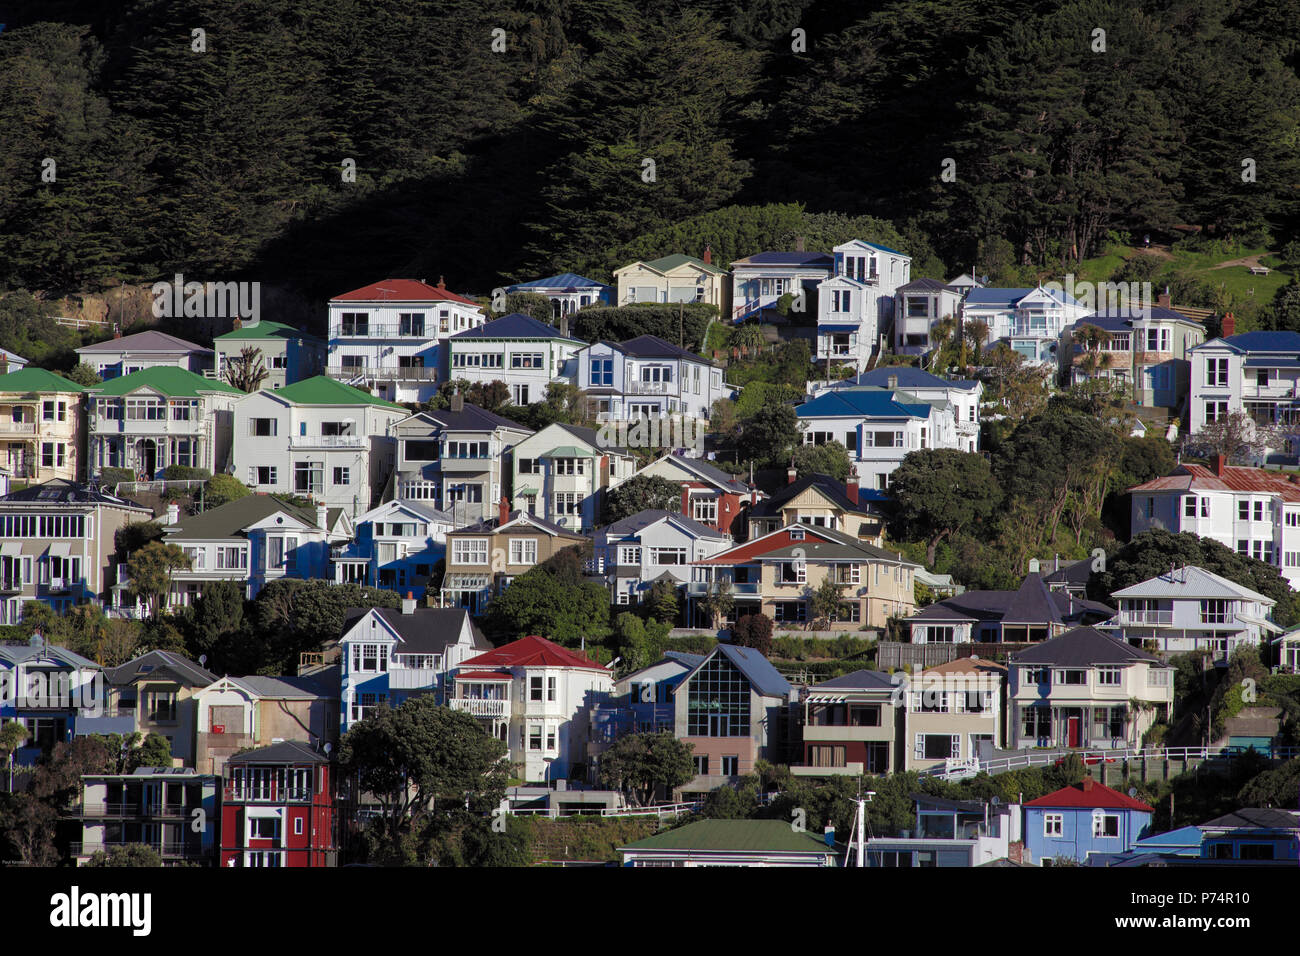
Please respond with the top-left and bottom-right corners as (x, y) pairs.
(922, 745), (1300, 781)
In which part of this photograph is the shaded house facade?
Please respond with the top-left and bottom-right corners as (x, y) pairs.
(620, 819), (837, 867)
(1187, 329), (1300, 442)
(332, 497), (452, 597)
(1062, 304), (1204, 409)
(633, 453), (755, 537)
(588, 651), (704, 768)
(795, 669), (898, 777)
(904, 658), (1007, 773)
(593, 508), (730, 606)
(446, 312), (585, 407)
(865, 794), (1021, 867)
(448, 635), (614, 783)
(674, 644), (792, 794)
(76, 330), (213, 379)
(440, 505), (589, 615)
(102, 650), (218, 766)
(575, 335), (727, 424)
(691, 523), (919, 630)
(193, 674), (339, 775)
(892, 277), (966, 354)
(392, 401), (533, 523)
(74, 767), (217, 866)
(903, 572), (1113, 644)
(1198, 808), (1300, 862)
(1024, 777), (1154, 865)
(337, 600), (490, 733)
(504, 272), (613, 316)
(214, 320), (326, 390)
(0, 480), (152, 624)
(813, 366), (982, 452)
(86, 366), (242, 479)
(0, 640), (102, 764)
(220, 741), (336, 867)
(1008, 627), (1173, 750)
(729, 250), (833, 322)
(0, 367), (87, 483)
(746, 471), (888, 546)
(508, 421), (635, 532)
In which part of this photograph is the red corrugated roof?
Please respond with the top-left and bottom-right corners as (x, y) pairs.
(457, 635), (607, 672)
(1025, 777), (1154, 811)
(331, 278), (478, 306)
(1130, 463), (1300, 502)
(695, 526), (839, 565)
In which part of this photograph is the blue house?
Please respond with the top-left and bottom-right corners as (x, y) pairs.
(1023, 777), (1153, 865)
(0, 638), (104, 765)
(332, 498), (452, 598)
(1198, 808), (1300, 862)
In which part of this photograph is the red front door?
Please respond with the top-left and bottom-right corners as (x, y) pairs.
(1067, 716), (1081, 748)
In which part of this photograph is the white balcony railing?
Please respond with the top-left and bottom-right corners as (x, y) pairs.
(1119, 610), (1173, 626)
(625, 379), (675, 395)
(288, 434), (366, 449)
(326, 365), (439, 383)
(0, 422), (37, 435)
(449, 698), (510, 718)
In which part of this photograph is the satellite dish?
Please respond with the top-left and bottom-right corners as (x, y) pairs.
(323, 742), (333, 756)
(199, 655), (208, 667)
(990, 796), (1000, 806)
(1128, 787), (1138, 798)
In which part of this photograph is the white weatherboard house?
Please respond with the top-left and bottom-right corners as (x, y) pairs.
(575, 335), (726, 423)
(729, 250), (834, 323)
(231, 376), (407, 518)
(332, 498), (453, 598)
(338, 600), (490, 733)
(594, 508), (731, 606)
(1105, 566), (1280, 660)
(812, 367), (982, 453)
(504, 273), (612, 317)
(815, 240), (912, 371)
(446, 312), (585, 407)
(796, 386), (959, 490)
(1188, 329), (1300, 445)
(510, 423), (635, 532)
(86, 367), (242, 479)
(1128, 458), (1300, 588)
(76, 330), (214, 380)
(960, 285), (1090, 366)
(391, 401), (533, 525)
(892, 277), (968, 355)
(325, 277), (486, 403)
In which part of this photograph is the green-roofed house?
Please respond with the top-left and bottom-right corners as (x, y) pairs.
(232, 376), (408, 518)
(0, 367), (87, 484)
(214, 320), (326, 391)
(86, 367), (243, 480)
(612, 249), (727, 309)
(619, 819), (837, 867)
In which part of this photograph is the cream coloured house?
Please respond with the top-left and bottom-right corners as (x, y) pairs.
(904, 658), (1006, 772)
(613, 253), (727, 310)
(0, 368), (87, 482)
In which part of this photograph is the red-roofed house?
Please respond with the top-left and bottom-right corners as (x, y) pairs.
(1129, 456), (1300, 588)
(326, 277), (486, 403)
(448, 635), (613, 784)
(1023, 776), (1154, 864)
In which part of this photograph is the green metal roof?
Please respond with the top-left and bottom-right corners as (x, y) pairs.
(540, 445), (593, 459)
(91, 366), (243, 397)
(215, 320), (321, 343)
(0, 367), (87, 394)
(620, 819), (834, 854)
(273, 375), (404, 409)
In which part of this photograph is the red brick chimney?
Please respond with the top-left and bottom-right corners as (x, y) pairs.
(846, 474), (859, 505)
(1222, 312), (1235, 337)
(787, 466), (797, 486)
(680, 485), (691, 516)
(437, 275), (446, 290)
(1211, 453), (1227, 477)
(499, 495), (510, 527)
(1081, 776), (1095, 792)
(702, 245), (712, 266)
(1157, 286), (1171, 310)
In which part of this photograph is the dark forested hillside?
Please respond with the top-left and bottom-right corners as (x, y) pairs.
(1, 0), (1297, 300)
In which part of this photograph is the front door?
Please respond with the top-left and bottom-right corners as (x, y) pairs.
(138, 439), (158, 477)
(1067, 716), (1081, 748)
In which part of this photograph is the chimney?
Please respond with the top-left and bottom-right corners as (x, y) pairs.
(559, 313), (570, 338)
(1212, 453), (1227, 477)
(750, 487), (758, 506)
(846, 474), (859, 505)
(702, 245), (712, 266)
(681, 485), (691, 517)
(316, 503), (328, 529)
(499, 494), (510, 527)
(1157, 287), (1171, 310)
(887, 374), (898, 391)
(436, 276), (446, 290)
(166, 502), (179, 525)
(1222, 312), (1235, 337)
(1081, 776), (1095, 792)
(795, 236), (805, 253)
(451, 390), (464, 412)
(787, 466), (797, 485)
(401, 590), (416, 615)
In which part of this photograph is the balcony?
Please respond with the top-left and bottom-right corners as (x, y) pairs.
(1119, 610), (1173, 626)
(71, 841), (194, 859)
(326, 365), (439, 383)
(625, 379), (676, 396)
(74, 802), (191, 819)
(288, 433), (366, 449)
(449, 697), (511, 719)
(388, 667), (441, 690)
(0, 421), (37, 436)
(1242, 381), (1297, 400)
(685, 581), (761, 597)
(330, 323), (441, 339)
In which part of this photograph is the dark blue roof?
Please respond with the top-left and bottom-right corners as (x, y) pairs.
(797, 390), (931, 419)
(1218, 331), (1300, 353)
(451, 313), (581, 341)
(506, 272), (609, 292)
(735, 251), (833, 268)
(965, 287), (1082, 309)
